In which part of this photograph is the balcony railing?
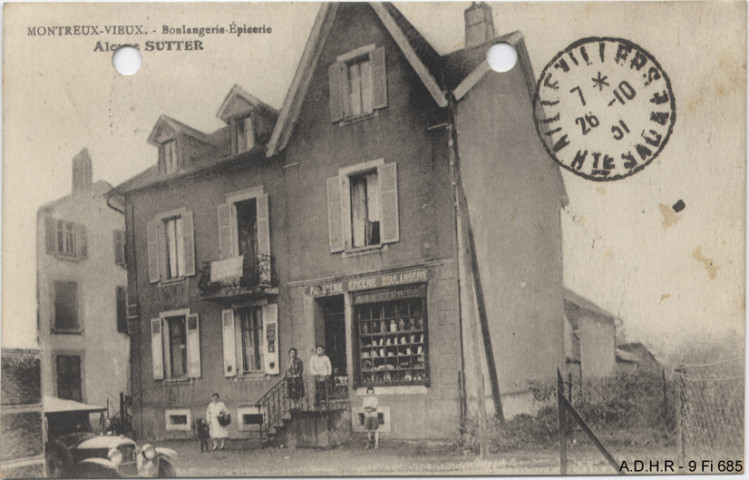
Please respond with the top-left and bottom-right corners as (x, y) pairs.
(197, 254), (275, 300)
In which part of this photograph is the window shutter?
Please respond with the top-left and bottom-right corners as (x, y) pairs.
(151, 318), (164, 380)
(182, 211), (196, 277)
(371, 47), (387, 109)
(229, 118), (239, 154)
(262, 304), (279, 375)
(378, 163), (399, 243)
(326, 176), (344, 253)
(187, 313), (201, 378)
(217, 203), (234, 260)
(114, 230), (126, 266)
(256, 194), (270, 257)
(76, 224), (88, 260)
(222, 309), (237, 377)
(328, 62), (346, 122)
(45, 217), (57, 255)
(147, 220), (160, 283)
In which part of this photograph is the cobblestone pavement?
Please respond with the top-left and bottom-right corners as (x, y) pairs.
(158, 438), (631, 477)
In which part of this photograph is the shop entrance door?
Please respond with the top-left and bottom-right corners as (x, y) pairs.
(321, 296), (346, 376)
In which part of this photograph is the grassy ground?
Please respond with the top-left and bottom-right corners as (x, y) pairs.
(159, 437), (680, 476)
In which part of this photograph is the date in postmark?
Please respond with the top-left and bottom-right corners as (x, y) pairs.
(534, 37), (676, 181)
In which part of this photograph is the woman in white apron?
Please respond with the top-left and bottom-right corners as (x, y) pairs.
(206, 393), (228, 450)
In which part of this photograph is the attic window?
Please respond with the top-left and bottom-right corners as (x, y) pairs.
(237, 116), (254, 153)
(329, 45), (387, 123)
(163, 140), (177, 174)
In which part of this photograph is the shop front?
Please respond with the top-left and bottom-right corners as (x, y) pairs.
(293, 261), (463, 439)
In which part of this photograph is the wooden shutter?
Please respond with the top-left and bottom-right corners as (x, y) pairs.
(371, 47), (387, 109)
(328, 62), (346, 122)
(182, 211), (196, 277)
(151, 318), (164, 380)
(379, 163), (399, 243)
(262, 304), (279, 375)
(147, 220), (160, 283)
(327, 176), (344, 253)
(222, 309), (237, 377)
(76, 224), (88, 260)
(45, 217), (57, 254)
(114, 230), (126, 266)
(256, 194), (270, 257)
(187, 313), (201, 378)
(217, 203), (234, 260)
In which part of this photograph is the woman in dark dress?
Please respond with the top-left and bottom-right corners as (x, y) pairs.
(286, 348), (304, 409)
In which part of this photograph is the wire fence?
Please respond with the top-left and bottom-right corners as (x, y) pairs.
(674, 358), (744, 458)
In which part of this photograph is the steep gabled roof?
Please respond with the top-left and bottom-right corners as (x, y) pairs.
(267, 2), (447, 157)
(216, 84), (278, 123)
(147, 115), (215, 147)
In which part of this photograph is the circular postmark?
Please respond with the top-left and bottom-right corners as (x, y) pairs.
(534, 37), (675, 181)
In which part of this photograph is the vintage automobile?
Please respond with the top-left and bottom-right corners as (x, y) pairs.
(43, 396), (177, 478)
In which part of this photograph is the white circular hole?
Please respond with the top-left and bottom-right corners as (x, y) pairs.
(486, 43), (517, 73)
(112, 46), (142, 76)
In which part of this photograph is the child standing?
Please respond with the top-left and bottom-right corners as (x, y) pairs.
(194, 418), (211, 452)
(363, 387), (379, 449)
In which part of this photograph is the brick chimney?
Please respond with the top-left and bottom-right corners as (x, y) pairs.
(72, 148), (92, 192)
(465, 2), (495, 49)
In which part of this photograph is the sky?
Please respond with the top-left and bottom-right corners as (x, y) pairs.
(2, 2), (746, 363)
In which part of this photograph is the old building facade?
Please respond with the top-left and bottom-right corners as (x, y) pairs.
(37, 149), (129, 413)
(113, 2), (568, 441)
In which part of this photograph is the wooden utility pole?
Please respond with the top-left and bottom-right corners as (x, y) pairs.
(446, 99), (491, 459)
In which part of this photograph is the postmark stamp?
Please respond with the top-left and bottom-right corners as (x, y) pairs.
(534, 37), (676, 181)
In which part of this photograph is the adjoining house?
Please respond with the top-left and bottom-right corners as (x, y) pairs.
(110, 2), (568, 441)
(36, 149), (129, 421)
(563, 288), (618, 380)
(616, 342), (662, 375)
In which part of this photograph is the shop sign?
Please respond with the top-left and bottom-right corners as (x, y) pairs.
(306, 269), (428, 296)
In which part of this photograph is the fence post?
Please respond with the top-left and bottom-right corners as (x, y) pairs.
(557, 369), (568, 475)
(661, 369), (669, 427)
(674, 369), (684, 464)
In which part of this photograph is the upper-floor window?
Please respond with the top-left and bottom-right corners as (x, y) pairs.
(54, 280), (80, 332)
(329, 45), (387, 123)
(147, 208), (196, 283)
(217, 187), (270, 263)
(151, 310), (201, 380)
(163, 140), (177, 174)
(327, 159), (399, 253)
(164, 216), (184, 279)
(116, 286), (128, 335)
(237, 116), (255, 153)
(114, 229), (126, 266)
(45, 217), (87, 261)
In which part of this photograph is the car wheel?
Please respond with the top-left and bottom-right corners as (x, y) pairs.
(157, 461), (176, 478)
(46, 441), (73, 478)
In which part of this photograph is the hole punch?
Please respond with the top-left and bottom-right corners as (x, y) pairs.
(112, 45), (142, 76)
(486, 42), (517, 73)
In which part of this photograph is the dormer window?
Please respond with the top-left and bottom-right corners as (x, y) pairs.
(163, 140), (177, 174)
(329, 45), (387, 123)
(237, 116), (255, 153)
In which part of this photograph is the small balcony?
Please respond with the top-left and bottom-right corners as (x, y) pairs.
(197, 254), (277, 301)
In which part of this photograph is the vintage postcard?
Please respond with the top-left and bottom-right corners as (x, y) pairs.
(1, 1), (745, 477)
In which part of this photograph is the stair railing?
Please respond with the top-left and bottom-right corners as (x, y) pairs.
(255, 375), (289, 445)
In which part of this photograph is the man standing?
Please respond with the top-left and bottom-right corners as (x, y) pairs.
(309, 345), (332, 408)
